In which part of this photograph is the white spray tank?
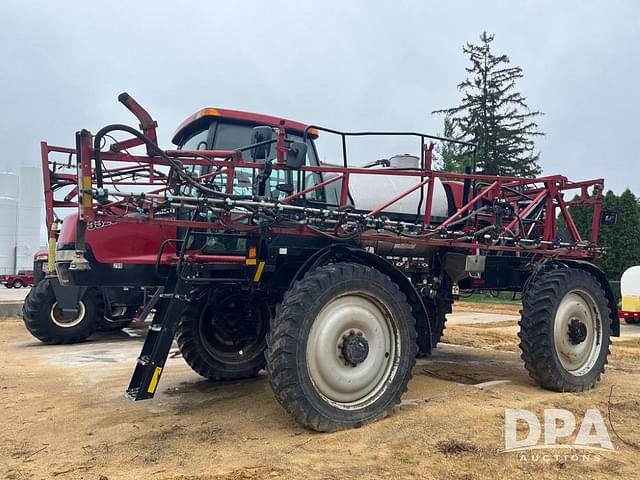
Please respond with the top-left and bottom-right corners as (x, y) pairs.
(342, 154), (451, 256)
(348, 154), (449, 219)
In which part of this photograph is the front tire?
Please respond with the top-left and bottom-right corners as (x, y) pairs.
(13, 280), (24, 288)
(266, 263), (417, 432)
(519, 268), (611, 392)
(22, 278), (100, 344)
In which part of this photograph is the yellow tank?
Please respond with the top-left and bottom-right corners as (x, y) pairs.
(621, 266), (640, 313)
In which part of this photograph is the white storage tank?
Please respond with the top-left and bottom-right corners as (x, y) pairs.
(16, 167), (43, 272)
(0, 172), (19, 275)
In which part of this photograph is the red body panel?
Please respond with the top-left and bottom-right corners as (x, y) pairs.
(172, 107), (314, 144)
(58, 213), (177, 264)
(441, 180), (464, 210)
(34, 249), (48, 260)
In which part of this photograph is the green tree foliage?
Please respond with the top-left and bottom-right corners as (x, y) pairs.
(434, 32), (544, 176)
(434, 116), (472, 172)
(567, 189), (640, 280)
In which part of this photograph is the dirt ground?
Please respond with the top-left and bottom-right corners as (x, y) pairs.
(2, 307), (640, 480)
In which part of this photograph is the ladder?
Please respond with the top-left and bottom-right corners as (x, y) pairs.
(126, 272), (189, 401)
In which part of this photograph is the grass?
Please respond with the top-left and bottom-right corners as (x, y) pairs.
(394, 450), (419, 465)
(458, 292), (522, 305)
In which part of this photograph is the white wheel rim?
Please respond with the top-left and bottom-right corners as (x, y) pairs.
(553, 289), (602, 376)
(306, 292), (400, 410)
(50, 301), (86, 328)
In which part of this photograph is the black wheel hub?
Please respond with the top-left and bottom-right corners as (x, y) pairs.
(567, 319), (588, 345)
(199, 291), (267, 362)
(340, 333), (369, 366)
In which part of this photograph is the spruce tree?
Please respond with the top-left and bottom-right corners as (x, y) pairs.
(434, 32), (544, 177)
(435, 116), (470, 172)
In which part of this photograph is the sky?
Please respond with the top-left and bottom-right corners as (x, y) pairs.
(0, 0), (638, 195)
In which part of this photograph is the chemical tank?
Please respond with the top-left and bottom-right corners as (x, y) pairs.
(348, 154), (449, 218)
(348, 154), (450, 257)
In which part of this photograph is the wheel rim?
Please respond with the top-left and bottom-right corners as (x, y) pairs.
(553, 289), (603, 376)
(306, 292), (400, 409)
(50, 301), (86, 328)
(199, 295), (267, 364)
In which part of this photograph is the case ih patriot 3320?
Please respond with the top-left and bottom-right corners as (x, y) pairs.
(44, 93), (617, 431)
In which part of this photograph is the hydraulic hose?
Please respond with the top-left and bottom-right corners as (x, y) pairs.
(92, 124), (226, 198)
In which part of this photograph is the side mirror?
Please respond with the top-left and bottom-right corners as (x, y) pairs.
(250, 126), (273, 161)
(286, 141), (307, 169)
(276, 183), (294, 194)
(601, 210), (618, 225)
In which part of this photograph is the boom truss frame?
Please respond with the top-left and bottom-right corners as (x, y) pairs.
(42, 94), (606, 264)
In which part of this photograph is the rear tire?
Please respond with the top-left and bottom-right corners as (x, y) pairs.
(266, 263), (417, 432)
(22, 278), (100, 344)
(519, 268), (611, 392)
(176, 291), (269, 381)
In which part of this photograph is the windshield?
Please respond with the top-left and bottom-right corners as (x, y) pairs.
(180, 120), (325, 202)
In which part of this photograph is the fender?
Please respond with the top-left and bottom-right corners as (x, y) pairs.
(290, 244), (433, 354)
(561, 260), (620, 337)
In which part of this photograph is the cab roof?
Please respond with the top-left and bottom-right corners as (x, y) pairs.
(172, 107), (316, 145)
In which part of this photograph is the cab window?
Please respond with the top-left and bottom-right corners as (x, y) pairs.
(210, 121), (324, 202)
(181, 128), (210, 151)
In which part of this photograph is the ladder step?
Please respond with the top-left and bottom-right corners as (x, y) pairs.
(137, 356), (150, 366)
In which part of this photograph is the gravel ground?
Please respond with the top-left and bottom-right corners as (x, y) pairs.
(2, 309), (640, 480)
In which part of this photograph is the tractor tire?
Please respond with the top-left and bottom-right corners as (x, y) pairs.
(22, 278), (100, 344)
(266, 263), (417, 432)
(13, 279), (24, 288)
(176, 292), (269, 381)
(519, 268), (611, 392)
(416, 299), (450, 357)
(429, 299), (452, 348)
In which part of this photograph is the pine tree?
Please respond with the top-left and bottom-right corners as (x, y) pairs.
(434, 116), (471, 172)
(434, 32), (544, 177)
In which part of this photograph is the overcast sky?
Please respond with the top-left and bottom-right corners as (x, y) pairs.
(0, 0), (638, 194)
